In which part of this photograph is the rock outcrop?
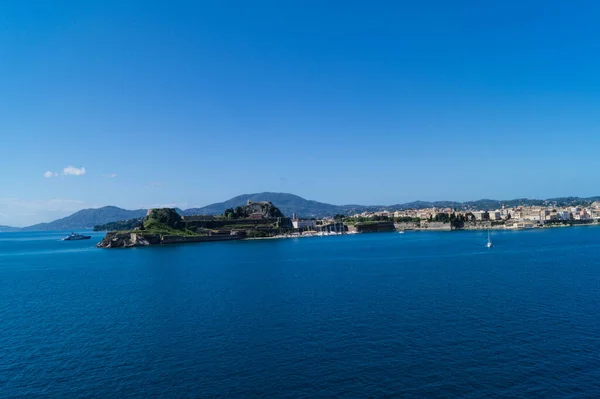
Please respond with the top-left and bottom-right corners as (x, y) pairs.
(143, 208), (184, 229)
(96, 231), (243, 248)
(96, 232), (161, 248)
(97, 206), (281, 248)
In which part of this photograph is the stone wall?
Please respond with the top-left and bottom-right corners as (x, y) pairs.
(98, 231), (244, 248)
(184, 217), (292, 229)
(160, 235), (242, 245)
(395, 222), (419, 230)
(421, 222), (452, 231)
(355, 221), (396, 233)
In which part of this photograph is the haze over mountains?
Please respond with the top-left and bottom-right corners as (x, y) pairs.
(1, 192), (599, 232)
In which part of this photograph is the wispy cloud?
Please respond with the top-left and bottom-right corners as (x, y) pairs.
(63, 166), (86, 176)
(148, 181), (162, 188)
(43, 166), (87, 178)
(102, 173), (117, 178)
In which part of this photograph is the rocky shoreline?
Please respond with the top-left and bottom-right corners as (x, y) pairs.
(96, 231), (243, 248)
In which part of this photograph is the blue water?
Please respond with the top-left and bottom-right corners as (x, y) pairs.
(1, 228), (600, 398)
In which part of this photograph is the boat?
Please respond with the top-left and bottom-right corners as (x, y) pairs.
(486, 230), (492, 248)
(62, 232), (91, 241)
(398, 230), (405, 234)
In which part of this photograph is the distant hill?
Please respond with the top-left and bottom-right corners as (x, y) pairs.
(21, 206), (147, 231)
(7, 193), (600, 231)
(389, 201), (463, 210)
(0, 225), (21, 232)
(182, 192), (365, 218)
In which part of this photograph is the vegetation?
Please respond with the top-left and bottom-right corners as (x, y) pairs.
(217, 224), (272, 230)
(93, 218), (143, 232)
(124, 224), (203, 237)
(222, 202), (284, 219)
(347, 216), (390, 223)
(355, 220), (392, 225)
(544, 220), (577, 226)
(139, 209), (197, 235)
(144, 208), (183, 228)
(107, 206), (286, 238)
(395, 217), (421, 223)
(245, 230), (270, 238)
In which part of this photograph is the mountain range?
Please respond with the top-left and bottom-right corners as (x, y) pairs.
(3, 192), (600, 232)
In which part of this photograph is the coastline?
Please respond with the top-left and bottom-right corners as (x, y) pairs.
(95, 214), (600, 248)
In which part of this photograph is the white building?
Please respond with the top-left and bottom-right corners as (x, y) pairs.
(489, 211), (501, 221)
(474, 211), (489, 221)
(506, 221), (537, 229)
(292, 219), (316, 230)
(522, 212), (541, 221)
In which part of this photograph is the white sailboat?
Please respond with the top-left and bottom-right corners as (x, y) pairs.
(486, 230), (492, 248)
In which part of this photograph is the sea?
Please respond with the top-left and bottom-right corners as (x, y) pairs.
(1, 227), (600, 398)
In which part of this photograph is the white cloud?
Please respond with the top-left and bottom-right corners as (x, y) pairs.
(63, 166), (86, 176)
(148, 181), (162, 188)
(102, 173), (117, 178)
(44, 171), (58, 178)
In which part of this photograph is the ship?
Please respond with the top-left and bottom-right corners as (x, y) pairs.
(62, 232), (92, 241)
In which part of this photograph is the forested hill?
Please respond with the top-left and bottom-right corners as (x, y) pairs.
(21, 206), (147, 231)
(181, 192), (372, 218)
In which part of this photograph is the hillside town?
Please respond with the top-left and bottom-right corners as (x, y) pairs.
(343, 201), (600, 231)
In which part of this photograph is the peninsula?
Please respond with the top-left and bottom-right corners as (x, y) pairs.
(97, 201), (293, 248)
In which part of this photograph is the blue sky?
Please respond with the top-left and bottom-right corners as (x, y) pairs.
(2, 1), (600, 226)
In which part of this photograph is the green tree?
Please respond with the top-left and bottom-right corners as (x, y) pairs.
(434, 213), (450, 223)
(224, 208), (235, 219)
(234, 206), (246, 218)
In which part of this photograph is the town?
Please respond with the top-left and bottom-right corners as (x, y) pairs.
(333, 202), (600, 231)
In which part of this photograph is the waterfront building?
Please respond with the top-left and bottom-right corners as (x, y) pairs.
(489, 211), (502, 221)
(292, 218), (317, 230)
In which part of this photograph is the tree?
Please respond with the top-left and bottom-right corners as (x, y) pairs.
(451, 218), (465, 229)
(234, 206), (246, 218)
(224, 208), (235, 219)
(434, 213), (450, 223)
